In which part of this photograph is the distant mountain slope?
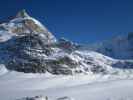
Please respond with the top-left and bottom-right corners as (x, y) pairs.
(87, 32), (133, 59)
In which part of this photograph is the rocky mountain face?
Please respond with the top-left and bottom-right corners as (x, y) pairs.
(0, 10), (133, 75)
(0, 10), (85, 75)
(0, 10), (56, 43)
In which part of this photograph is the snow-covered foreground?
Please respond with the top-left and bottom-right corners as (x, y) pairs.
(1, 65), (133, 100)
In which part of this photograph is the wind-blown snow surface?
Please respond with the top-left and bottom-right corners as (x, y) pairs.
(1, 65), (133, 100)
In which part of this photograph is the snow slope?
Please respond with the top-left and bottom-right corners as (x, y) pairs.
(1, 65), (133, 100)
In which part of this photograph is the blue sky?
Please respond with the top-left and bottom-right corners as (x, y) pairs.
(0, 0), (133, 44)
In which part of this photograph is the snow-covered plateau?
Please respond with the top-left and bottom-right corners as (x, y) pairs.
(0, 10), (133, 100)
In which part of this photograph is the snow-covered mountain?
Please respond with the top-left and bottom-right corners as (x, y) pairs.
(87, 32), (133, 59)
(0, 10), (133, 76)
(0, 9), (56, 43)
(1, 10), (133, 100)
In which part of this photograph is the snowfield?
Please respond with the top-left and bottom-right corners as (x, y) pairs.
(1, 65), (133, 100)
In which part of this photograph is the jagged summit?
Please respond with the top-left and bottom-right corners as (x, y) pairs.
(0, 10), (115, 75)
(0, 10), (56, 43)
(16, 9), (30, 18)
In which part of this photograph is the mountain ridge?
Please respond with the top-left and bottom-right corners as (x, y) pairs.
(86, 32), (133, 59)
(0, 10), (133, 75)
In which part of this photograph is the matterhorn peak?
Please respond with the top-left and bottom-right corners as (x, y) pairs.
(16, 9), (30, 18)
(0, 10), (56, 43)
